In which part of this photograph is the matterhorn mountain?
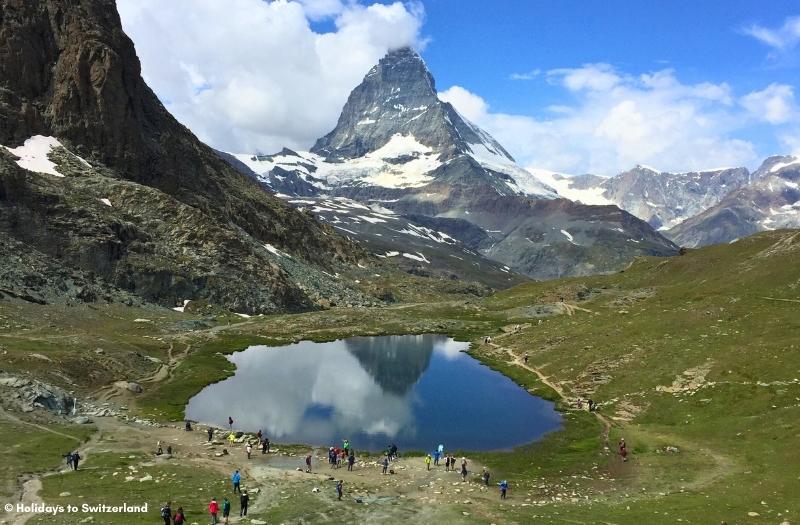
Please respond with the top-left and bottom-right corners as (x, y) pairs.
(667, 155), (800, 247)
(226, 48), (678, 280)
(533, 165), (755, 231)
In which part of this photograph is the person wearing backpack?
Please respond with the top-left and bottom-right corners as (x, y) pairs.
(221, 497), (231, 524)
(173, 506), (185, 525)
(160, 501), (171, 525)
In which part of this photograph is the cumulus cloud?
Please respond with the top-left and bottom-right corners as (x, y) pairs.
(441, 64), (788, 175)
(743, 15), (800, 53)
(740, 83), (797, 124)
(117, 0), (425, 154)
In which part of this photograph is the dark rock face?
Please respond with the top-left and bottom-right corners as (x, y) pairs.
(0, 0), (369, 312)
(667, 157), (800, 247)
(311, 47), (512, 163)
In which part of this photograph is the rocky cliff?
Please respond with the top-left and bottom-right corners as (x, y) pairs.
(0, 0), (369, 312)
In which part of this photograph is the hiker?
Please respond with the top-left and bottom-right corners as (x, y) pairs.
(173, 506), (186, 525)
(499, 479), (508, 499)
(461, 457), (468, 482)
(160, 501), (171, 525)
(523, 353), (529, 364)
(156, 440), (163, 455)
(390, 443), (398, 460)
(208, 427), (214, 442)
(347, 451), (355, 471)
(444, 455), (450, 472)
(424, 454), (432, 471)
(261, 438), (268, 454)
(265, 437), (270, 453)
(64, 452), (73, 469)
(72, 451), (81, 471)
(433, 449), (440, 466)
(305, 454), (313, 472)
(232, 469), (241, 493)
(343, 439), (350, 455)
(588, 399), (597, 412)
(257, 429), (262, 441)
(329, 447), (336, 468)
(619, 438), (628, 462)
(228, 416), (234, 430)
(221, 497), (231, 524)
(166, 445), (173, 456)
(185, 420), (193, 431)
(208, 497), (220, 525)
(246, 443), (252, 459)
(227, 432), (236, 446)
(239, 490), (249, 517)
(437, 443), (444, 456)
(482, 467), (491, 486)
(382, 456), (389, 474)
(336, 479), (343, 500)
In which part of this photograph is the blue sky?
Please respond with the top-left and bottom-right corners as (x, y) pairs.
(421, 0), (799, 113)
(120, 0), (800, 175)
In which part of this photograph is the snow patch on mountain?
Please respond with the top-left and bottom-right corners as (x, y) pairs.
(2, 135), (65, 177)
(770, 156), (799, 173)
(528, 168), (612, 205)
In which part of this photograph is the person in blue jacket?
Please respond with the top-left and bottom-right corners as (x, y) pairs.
(231, 469), (241, 494)
(499, 480), (508, 500)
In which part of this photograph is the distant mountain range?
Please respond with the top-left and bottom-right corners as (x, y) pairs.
(530, 156), (800, 247)
(224, 48), (678, 280)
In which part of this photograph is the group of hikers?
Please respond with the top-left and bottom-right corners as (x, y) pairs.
(326, 438), (357, 471)
(423, 445), (510, 499)
(157, 417), (636, 521)
(63, 450), (81, 471)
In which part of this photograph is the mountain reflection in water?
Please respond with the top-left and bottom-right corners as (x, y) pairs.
(186, 334), (560, 451)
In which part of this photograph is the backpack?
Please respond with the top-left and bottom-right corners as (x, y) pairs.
(160, 506), (170, 518)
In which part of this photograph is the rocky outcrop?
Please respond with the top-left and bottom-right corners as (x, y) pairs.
(0, 0), (370, 312)
(0, 373), (76, 414)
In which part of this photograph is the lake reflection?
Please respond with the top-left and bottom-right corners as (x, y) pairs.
(186, 334), (561, 451)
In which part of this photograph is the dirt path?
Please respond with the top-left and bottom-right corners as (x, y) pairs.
(0, 408), (102, 525)
(488, 341), (613, 444)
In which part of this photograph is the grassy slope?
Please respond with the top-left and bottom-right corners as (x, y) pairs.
(473, 229), (800, 523)
(3, 230), (799, 524)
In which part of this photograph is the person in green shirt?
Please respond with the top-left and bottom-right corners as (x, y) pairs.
(222, 497), (231, 524)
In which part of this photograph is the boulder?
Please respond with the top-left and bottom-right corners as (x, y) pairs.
(113, 381), (143, 394)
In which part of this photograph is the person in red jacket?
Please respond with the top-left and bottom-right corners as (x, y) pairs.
(173, 506), (186, 525)
(208, 497), (220, 524)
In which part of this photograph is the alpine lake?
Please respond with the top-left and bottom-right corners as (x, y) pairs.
(187, 334), (561, 452)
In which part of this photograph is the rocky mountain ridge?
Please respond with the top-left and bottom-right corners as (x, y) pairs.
(226, 48), (678, 280)
(667, 155), (800, 247)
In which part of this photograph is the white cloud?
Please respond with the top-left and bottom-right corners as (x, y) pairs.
(509, 69), (541, 81)
(117, 0), (425, 154)
(743, 15), (800, 52)
(442, 64), (775, 175)
(740, 83), (797, 124)
(549, 63), (621, 92)
(780, 130), (800, 156)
